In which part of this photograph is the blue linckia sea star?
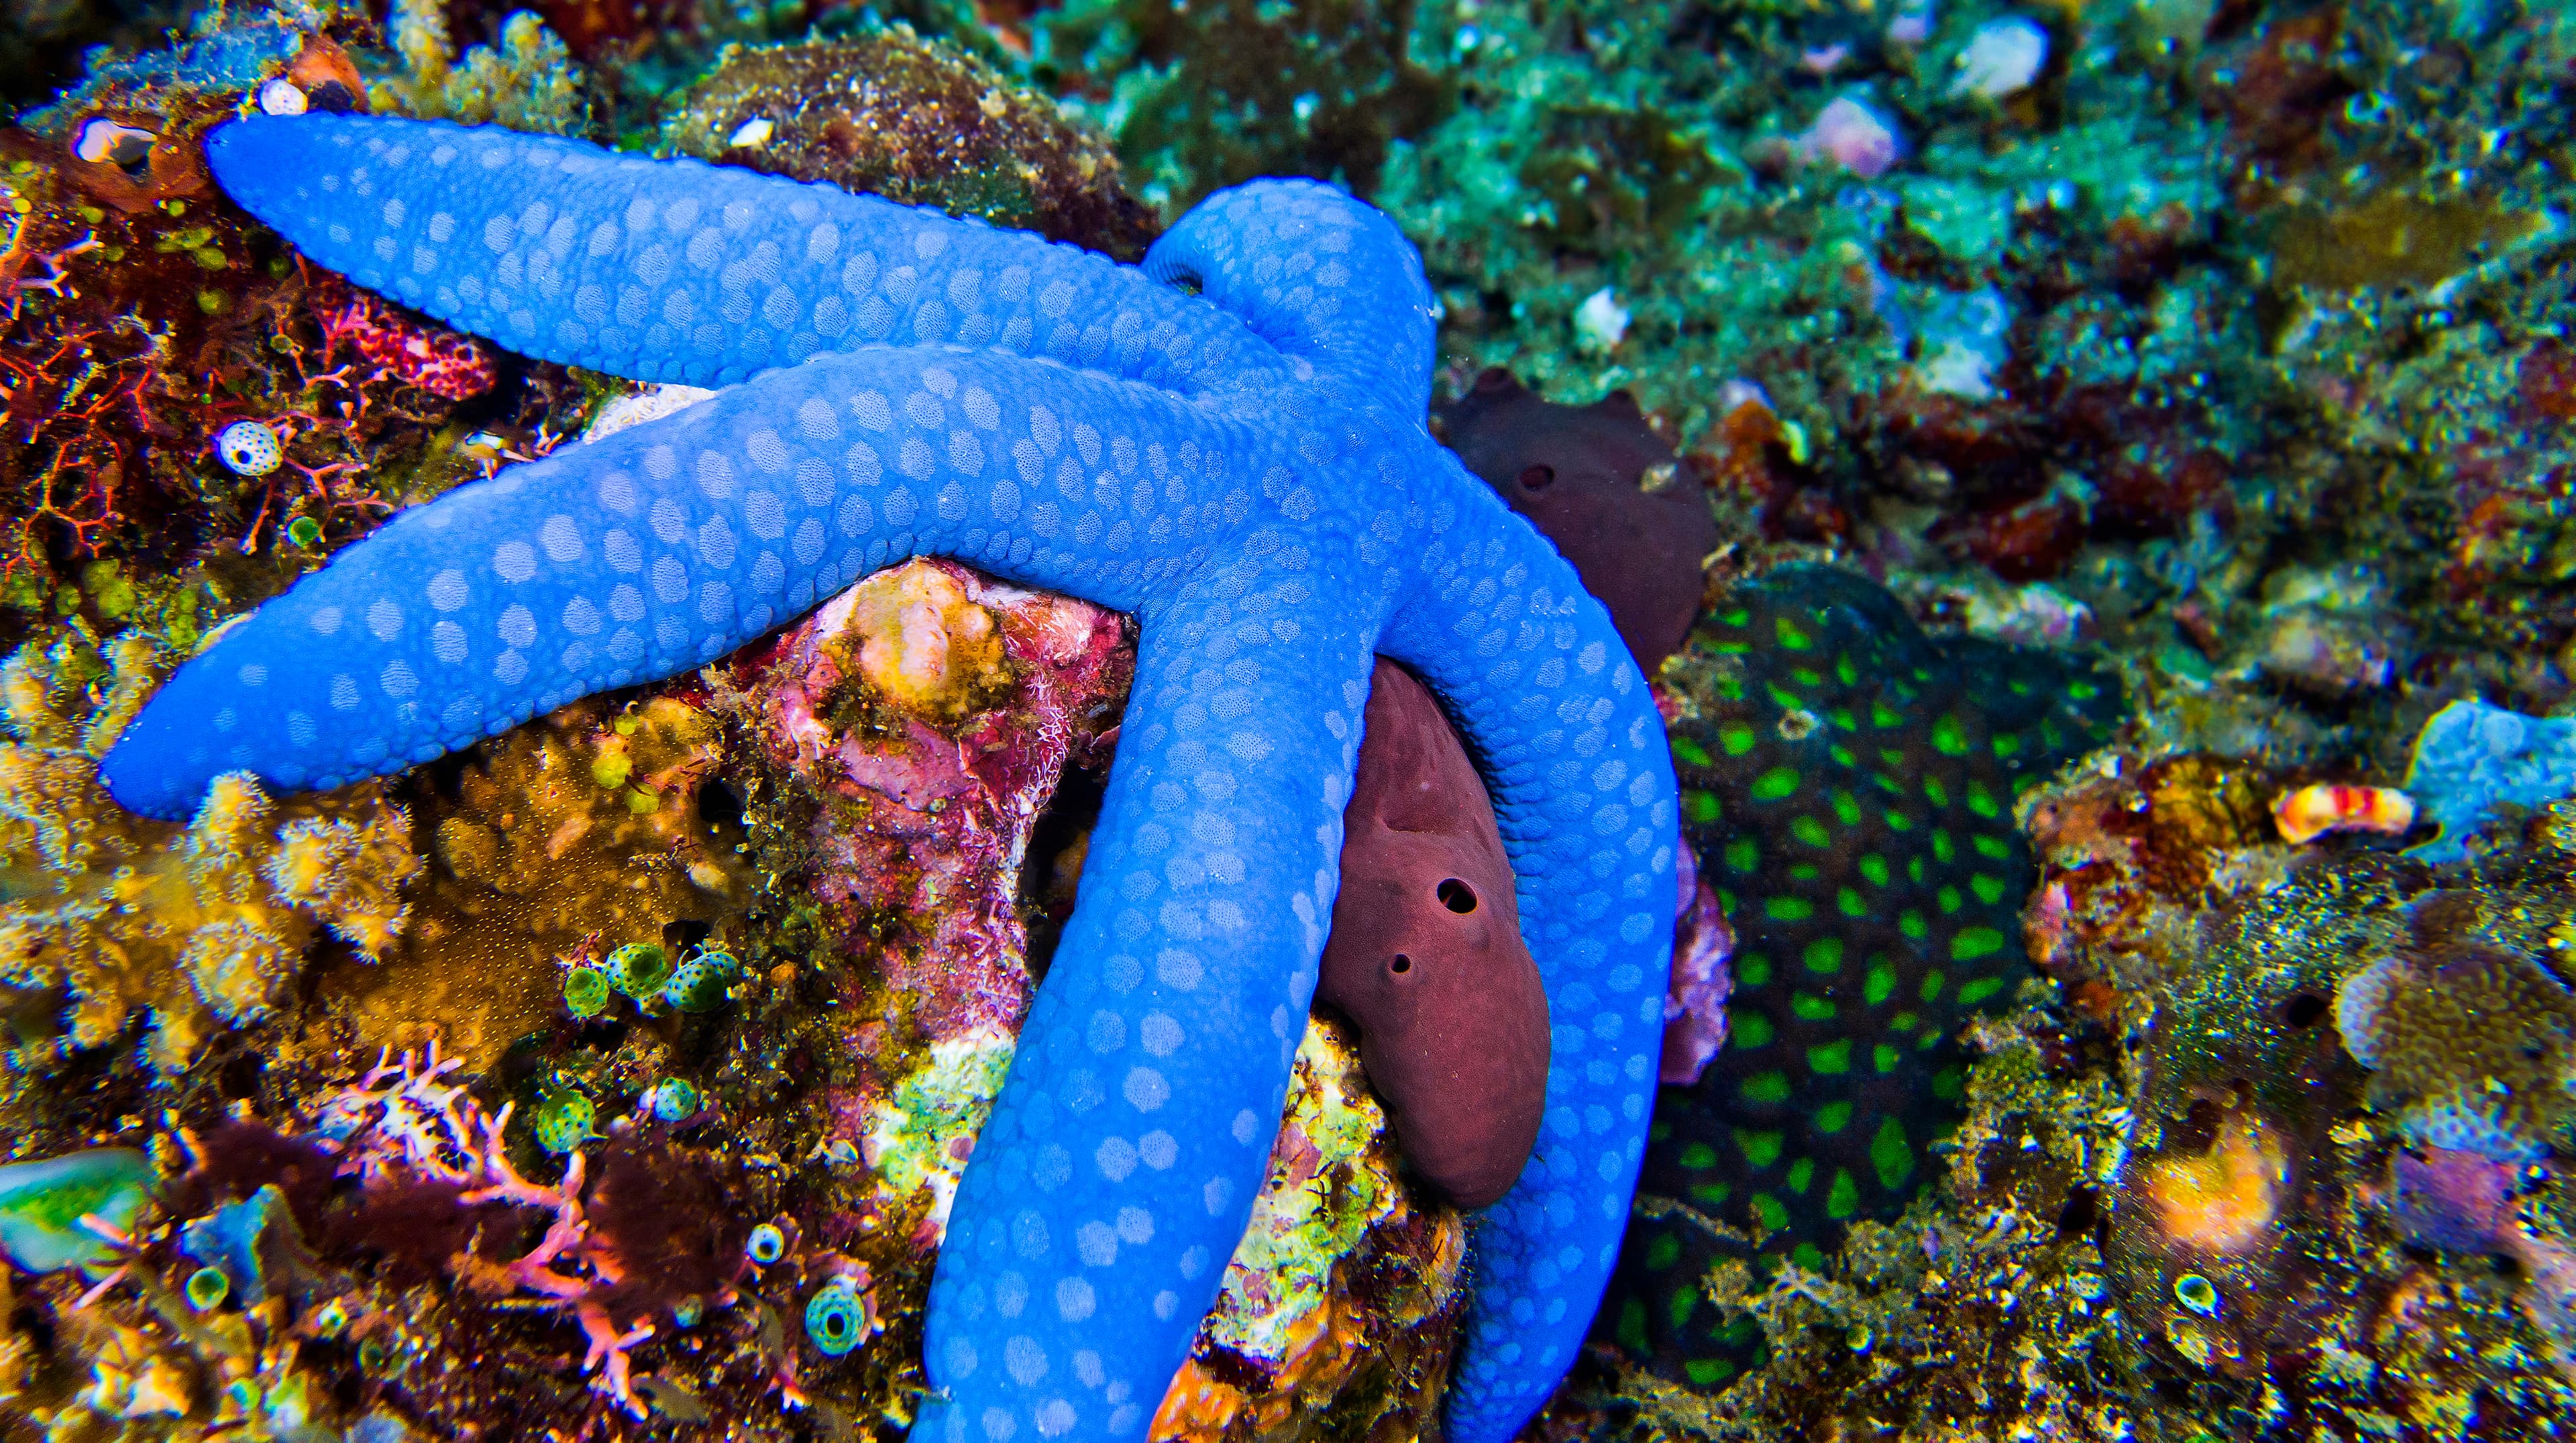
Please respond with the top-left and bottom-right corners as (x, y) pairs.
(100, 115), (1680, 1440)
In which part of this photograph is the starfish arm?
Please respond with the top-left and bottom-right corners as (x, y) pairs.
(204, 115), (1288, 394)
(920, 563), (1379, 1443)
(1378, 466), (1678, 1443)
(100, 348), (1266, 818)
(1143, 178), (1438, 421)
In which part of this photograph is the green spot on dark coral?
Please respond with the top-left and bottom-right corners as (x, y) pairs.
(1951, 926), (2006, 961)
(1931, 714), (1969, 755)
(1803, 937), (1843, 973)
(1785, 1157), (1815, 1194)
(1741, 1072), (1791, 1104)
(1837, 887), (1867, 916)
(1931, 829), (1955, 863)
(1719, 721), (1758, 756)
(1646, 1232), (1682, 1269)
(1957, 976), (2007, 1005)
(1874, 1044), (1900, 1073)
(1924, 777), (1949, 808)
(1974, 833), (2012, 861)
(1791, 992), (1835, 1020)
(1791, 815), (1831, 847)
(1815, 1101), (1854, 1134)
(1735, 1129), (1784, 1167)
(1807, 1040), (1853, 1075)
(1858, 854), (1890, 886)
(1724, 837), (1758, 872)
(1751, 766), (1800, 800)
(1898, 909), (1928, 940)
(1766, 896), (1815, 921)
(1865, 957), (1896, 1004)
(1729, 1013), (1773, 1048)
(1686, 790), (1722, 824)
(1992, 733), (2021, 758)
(1678, 1142), (1716, 1169)
(1672, 737), (1712, 768)
(1776, 616), (1813, 650)
(1971, 873), (2007, 904)
(1827, 1167), (1860, 1219)
(1870, 1118), (1915, 1189)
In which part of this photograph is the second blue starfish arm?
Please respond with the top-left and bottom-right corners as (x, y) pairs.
(1378, 476), (1677, 1443)
(99, 347), (1269, 819)
(921, 566), (1381, 1443)
(1142, 178), (1440, 421)
(203, 115), (1289, 395)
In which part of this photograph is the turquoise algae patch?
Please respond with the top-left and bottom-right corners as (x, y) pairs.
(1607, 565), (2123, 1388)
(0, 1147), (153, 1272)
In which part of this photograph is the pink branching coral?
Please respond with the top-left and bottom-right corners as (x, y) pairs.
(317, 1044), (655, 1416)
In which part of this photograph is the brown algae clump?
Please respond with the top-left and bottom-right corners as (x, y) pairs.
(661, 27), (1157, 260)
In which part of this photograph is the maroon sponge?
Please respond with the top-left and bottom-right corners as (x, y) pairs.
(1435, 368), (1717, 672)
(1318, 659), (1551, 1209)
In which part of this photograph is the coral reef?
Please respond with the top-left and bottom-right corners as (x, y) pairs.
(1609, 562), (2121, 1386)
(661, 26), (1157, 261)
(1, 6), (587, 623)
(1153, 1015), (1466, 1443)
(14, 0), (2576, 1437)
(1033, 0), (1449, 215)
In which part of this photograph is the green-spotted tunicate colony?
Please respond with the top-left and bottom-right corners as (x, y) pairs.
(1609, 565), (2123, 1385)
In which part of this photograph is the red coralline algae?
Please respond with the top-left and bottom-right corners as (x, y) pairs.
(310, 271), (497, 400)
(757, 559), (1130, 1049)
(751, 559), (1132, 1249)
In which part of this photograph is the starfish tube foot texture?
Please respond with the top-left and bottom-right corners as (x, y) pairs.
(99, 114), (1679, 1442)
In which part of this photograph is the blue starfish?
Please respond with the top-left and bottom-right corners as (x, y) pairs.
(101, 115), (1680, 1440)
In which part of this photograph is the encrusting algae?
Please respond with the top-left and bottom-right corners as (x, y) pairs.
(337, 693), (750, 1068)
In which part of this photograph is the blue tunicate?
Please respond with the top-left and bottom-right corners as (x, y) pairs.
(180, 1183), (299, 1305)
(804, 1279), (869, 1356)
(746, 1222), (786, 1265)
(215, 420), (282, 477)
